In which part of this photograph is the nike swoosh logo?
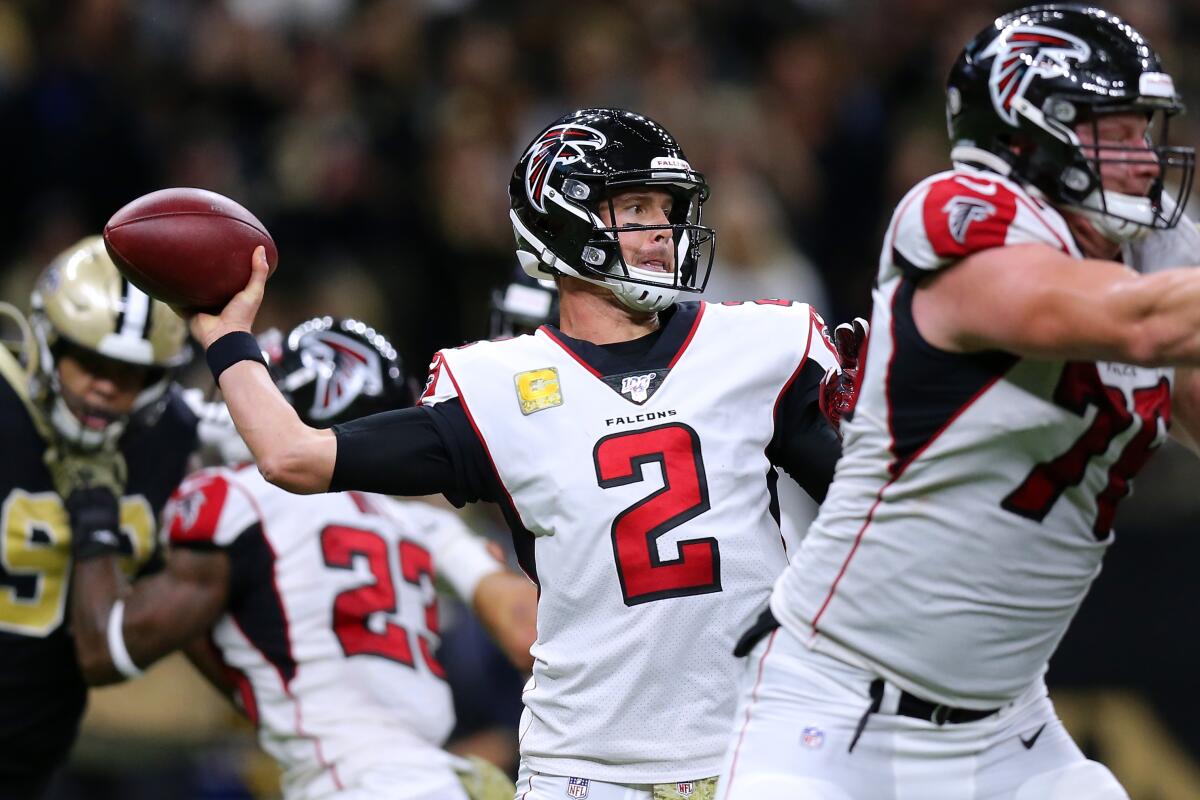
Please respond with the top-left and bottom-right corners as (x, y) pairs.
(1020, 724), (1047, 750)
(953, 176), (999, 195)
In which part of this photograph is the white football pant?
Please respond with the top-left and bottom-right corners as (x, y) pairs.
(715, 626), (1127, 800)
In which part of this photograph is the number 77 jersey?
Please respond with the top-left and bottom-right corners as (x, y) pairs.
(424, 300), (838, 784)
(772, 164), (1174, 710)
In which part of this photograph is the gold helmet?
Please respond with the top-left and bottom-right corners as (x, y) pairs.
(29, 236), (190, 449)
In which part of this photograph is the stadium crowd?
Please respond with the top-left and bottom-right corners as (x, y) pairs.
(1, 1), (1200, 798)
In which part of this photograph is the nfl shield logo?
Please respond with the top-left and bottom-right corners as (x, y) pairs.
(566, 777), (590, 798)
(677, 782), (695, 796)
(801, 726), (825, 749)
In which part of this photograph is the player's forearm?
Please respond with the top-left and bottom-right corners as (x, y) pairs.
(182, 636), (237, 697)
(69, 558), (128, 686)
(472, 571), (537, 672)
(218, 359), (335, 493)
(1106, 267), (1200, 367)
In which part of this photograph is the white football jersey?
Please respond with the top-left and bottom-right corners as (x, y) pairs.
(163, 467), (495, 799)
(772, 158), (1174, 708)
(422, 300), (838, 783)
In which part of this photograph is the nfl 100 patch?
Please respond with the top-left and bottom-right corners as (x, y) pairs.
(514, 367), (563, 415)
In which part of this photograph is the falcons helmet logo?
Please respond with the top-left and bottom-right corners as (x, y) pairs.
(299, 332), (382, 421)
(523, 124), (606, 213)
(982, 26), (1091, 126)
(942, 196), (997, 244)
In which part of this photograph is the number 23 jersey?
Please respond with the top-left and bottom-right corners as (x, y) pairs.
(164, 467), (488, 799)
(422, 300), (839, 783)
(772, 161), (1174, 709)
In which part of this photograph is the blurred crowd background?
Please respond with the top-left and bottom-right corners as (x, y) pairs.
(1, 0), (1199, 797)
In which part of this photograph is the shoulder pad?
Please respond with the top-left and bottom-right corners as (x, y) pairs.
(418, 351), (458, 407)
(921, 173), (1019, 259)
(164, 469), (258, 548)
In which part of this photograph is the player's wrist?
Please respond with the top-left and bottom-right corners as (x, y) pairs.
(66, 487), (124, 561)
(205, 330), (266, 383)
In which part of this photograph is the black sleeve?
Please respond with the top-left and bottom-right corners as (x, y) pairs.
(330, 399), (504, 506)
(766, 360), (841, 503)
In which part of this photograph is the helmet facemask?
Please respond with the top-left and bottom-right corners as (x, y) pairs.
(1013, 95), (1195, 243)
(28, 237), (190, 451)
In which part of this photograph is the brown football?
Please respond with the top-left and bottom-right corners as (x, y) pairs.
(103, 188), (277, 311)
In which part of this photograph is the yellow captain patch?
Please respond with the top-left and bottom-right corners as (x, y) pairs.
(514, 367), (563, 415)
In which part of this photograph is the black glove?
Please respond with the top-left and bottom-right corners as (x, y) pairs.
(44, 445), (128, 561)
(64, 486), (125, 561)
(819, 317), (869, 438)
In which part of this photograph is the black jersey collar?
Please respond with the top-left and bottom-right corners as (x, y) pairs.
(539, 301), (705, 378)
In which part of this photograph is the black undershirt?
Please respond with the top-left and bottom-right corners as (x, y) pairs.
(331, 312), (839, 507)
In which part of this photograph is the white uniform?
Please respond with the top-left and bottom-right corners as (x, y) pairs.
(422, 300), (838, 787)
(718, 157), (1175, 800)
(163, 467), (502, 800)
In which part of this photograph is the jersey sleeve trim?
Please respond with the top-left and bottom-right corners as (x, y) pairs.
(219, 480), (298, 692)
(439, 359), (532, 531)
(419, 352), (458, 406)
(769, 306), (817, 436)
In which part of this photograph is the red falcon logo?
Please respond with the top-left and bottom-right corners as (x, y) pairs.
(523, 124), (606, 213)
(943, 196), (997, 244)
(300, 331), (381, 421)
(983, 26), (1091, 126)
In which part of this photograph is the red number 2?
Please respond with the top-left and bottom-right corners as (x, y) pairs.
(593, 422), (719, 606)
(1002, 363), (1170, 538)
(320, 525), (444, 676)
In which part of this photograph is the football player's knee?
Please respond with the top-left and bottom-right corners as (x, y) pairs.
(721, 775), (854, 800)
(1015, 760), (1129, 800)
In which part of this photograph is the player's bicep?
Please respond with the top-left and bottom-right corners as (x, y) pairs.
(331, 406), (458, 496)
(912, 244), (1143, 361)
(122, 548), (230, 666)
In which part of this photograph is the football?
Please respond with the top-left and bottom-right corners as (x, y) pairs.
(103, 188), (278, 311)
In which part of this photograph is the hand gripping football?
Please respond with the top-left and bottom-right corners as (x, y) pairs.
(103, 188), (278, 311)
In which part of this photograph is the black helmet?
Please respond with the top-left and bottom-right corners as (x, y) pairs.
(947, 4), (1194, 241)
(263, 317), (414, 428)
(509, 108), (716, 313)
(489, 267), (559, 339)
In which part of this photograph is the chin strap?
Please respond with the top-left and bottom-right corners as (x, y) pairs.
(1071, 190), (1158, 243)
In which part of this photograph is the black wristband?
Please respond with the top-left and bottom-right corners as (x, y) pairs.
(206, 331), (265, 383)
(65, 487), (124, 561)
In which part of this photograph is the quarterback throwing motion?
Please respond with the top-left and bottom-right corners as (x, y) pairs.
(186, 109), (857, 799)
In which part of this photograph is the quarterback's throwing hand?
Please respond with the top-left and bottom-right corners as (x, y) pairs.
(819, 317), (869, 438)
(187, 245), (271, 349)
